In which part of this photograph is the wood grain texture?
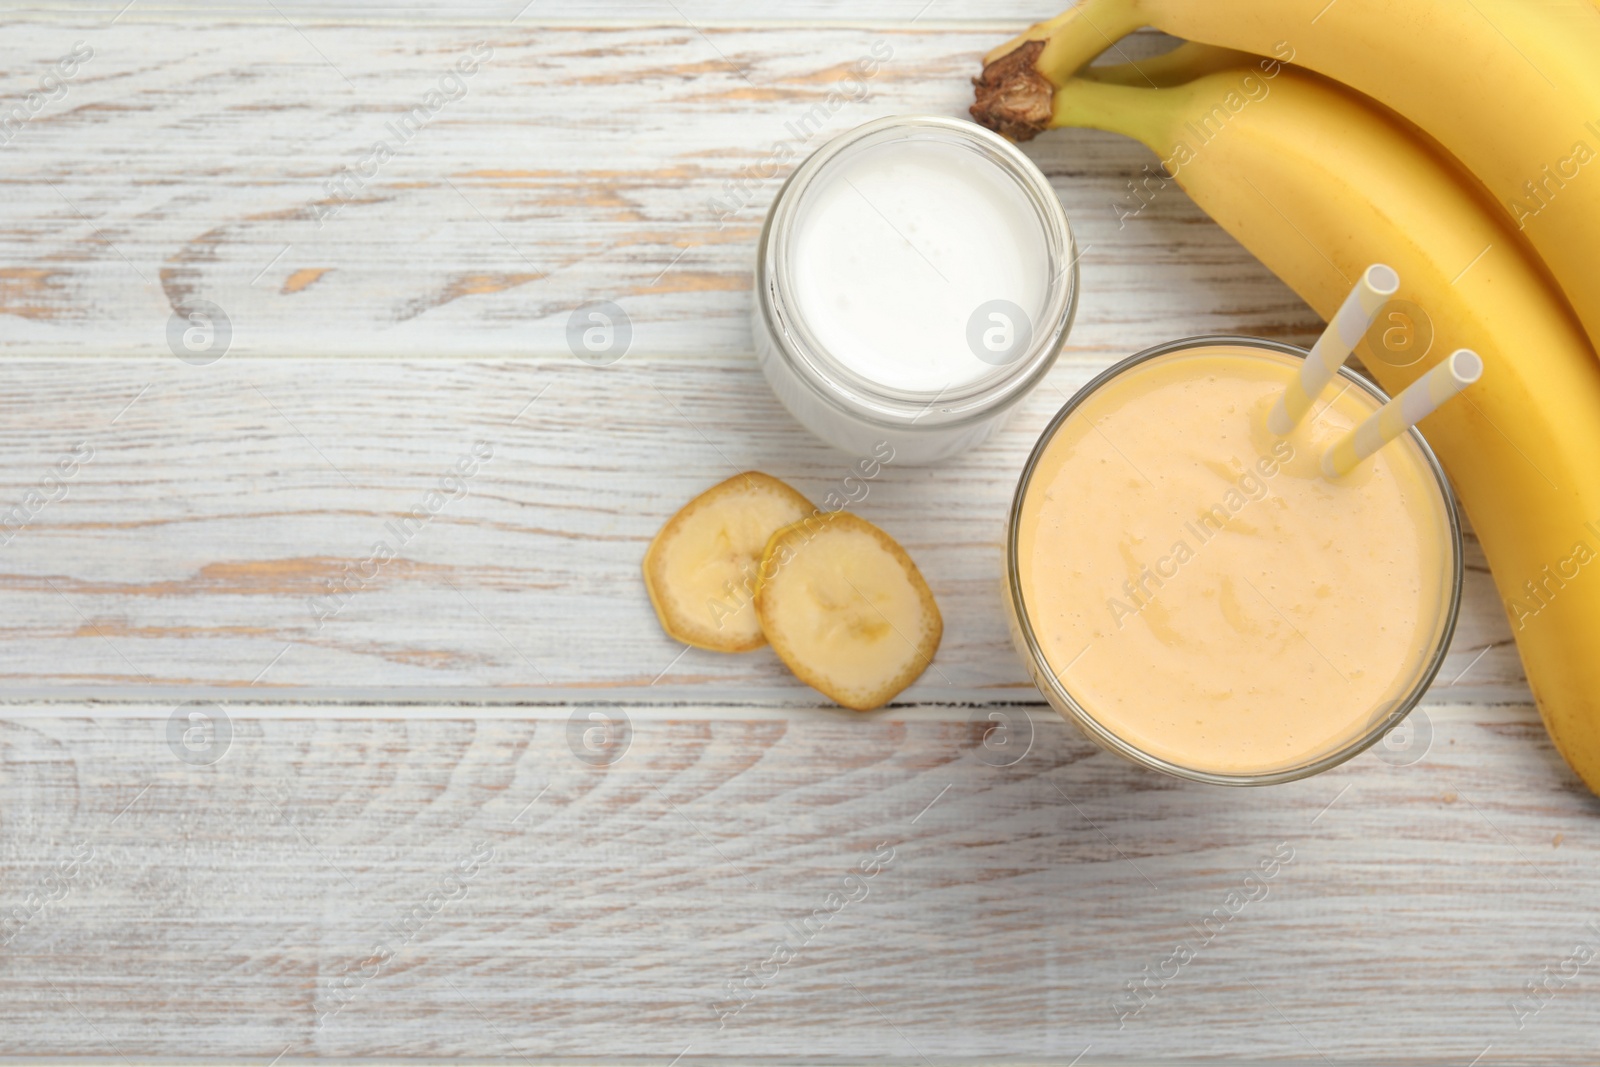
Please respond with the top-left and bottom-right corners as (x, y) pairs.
(0, 357), (1524, 704)
(0, 5), (1586, 1063)
(0, 702), (1596, 1063)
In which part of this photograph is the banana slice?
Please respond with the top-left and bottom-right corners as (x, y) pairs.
(755, 512), (942, 711)
(644, 472), (815, 652)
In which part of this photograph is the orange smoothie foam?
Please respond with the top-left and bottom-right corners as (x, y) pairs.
(1015, 345), (1454, 776)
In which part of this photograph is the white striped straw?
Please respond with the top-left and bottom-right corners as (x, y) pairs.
(1321, 349), (1483, 478)
(1269, 264), (1400, 436)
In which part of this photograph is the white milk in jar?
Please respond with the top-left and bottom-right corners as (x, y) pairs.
(755, 116), (1078, 464)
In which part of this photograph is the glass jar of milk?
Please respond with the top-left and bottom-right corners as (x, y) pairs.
(754, 116), (1078, 465)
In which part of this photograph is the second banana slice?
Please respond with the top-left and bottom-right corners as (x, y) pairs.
(755, 511), (943, 711)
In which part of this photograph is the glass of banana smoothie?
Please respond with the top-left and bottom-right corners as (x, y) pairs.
(1005, 336), (1463, 784)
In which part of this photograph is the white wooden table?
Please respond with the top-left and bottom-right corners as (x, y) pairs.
(0, 2), (1595, 1062)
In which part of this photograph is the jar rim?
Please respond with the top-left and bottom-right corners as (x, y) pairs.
(757, 115), (1079, 430)
(1004, 335), (1465, 786)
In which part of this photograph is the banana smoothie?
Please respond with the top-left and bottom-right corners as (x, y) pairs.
(1008, 339), (1459, 780)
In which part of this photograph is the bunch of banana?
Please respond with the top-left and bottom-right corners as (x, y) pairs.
(972, 0), (1600, 360)
(969, 42), (1600, 790)
(644, 472), (942, 710)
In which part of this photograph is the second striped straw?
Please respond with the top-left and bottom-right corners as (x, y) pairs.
(1269, 264), (1400, 436)
(1322, 349), (1484, 478)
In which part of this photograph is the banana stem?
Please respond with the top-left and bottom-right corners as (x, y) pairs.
(972, 0), (1146, 141)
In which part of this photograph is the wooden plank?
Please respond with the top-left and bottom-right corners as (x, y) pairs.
(0, 21), (1299, 360)
(0, 357), (1523, 703)
(0, 702), (1592, 1061)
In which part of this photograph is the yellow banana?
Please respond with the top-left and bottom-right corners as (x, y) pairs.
(972, 0), (1600, 362)
(1041, 66), (1600, 792)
